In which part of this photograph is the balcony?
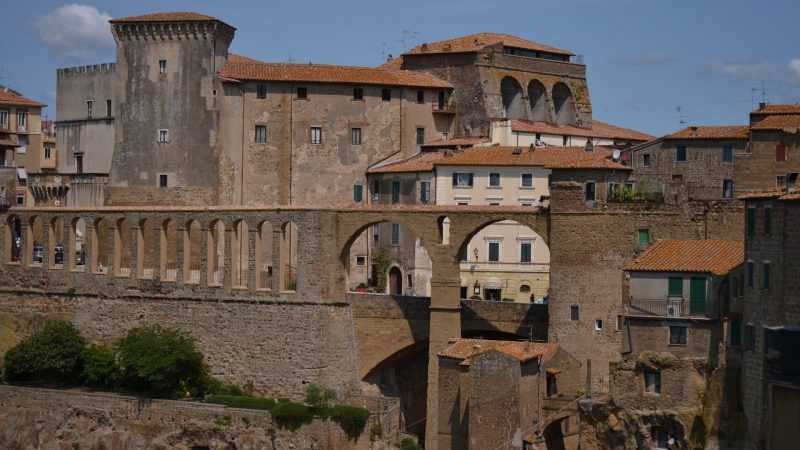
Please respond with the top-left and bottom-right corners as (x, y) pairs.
(627, 297), (713, 319)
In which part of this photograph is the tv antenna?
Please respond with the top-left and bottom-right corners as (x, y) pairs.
(676, 106), (688, 128)
(751, 81), (767, 109)
(400, 29), (419, 51)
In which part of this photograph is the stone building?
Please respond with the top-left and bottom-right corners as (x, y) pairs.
(491, 117), (653, 149)
(736, 187), (800, 450)
(0, 86), (47, 208)
(736, 104), (800, 194)
(436, 338), (581, 450)
(629, 125), (749, 202)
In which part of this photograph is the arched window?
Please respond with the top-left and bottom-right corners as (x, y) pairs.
(500, 76), (525, 119)
(528, 80), (549, 122)
(552, 82), (576, 125)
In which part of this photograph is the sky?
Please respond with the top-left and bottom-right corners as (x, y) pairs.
(1, 0), (799, 137)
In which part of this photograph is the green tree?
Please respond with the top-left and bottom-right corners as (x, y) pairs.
(305, 383), (337, 411)
(3, 320), (87, 385)
(82, 344), (119, 389)
(372, 248), (390, 292)
(115, 325), (207, 398)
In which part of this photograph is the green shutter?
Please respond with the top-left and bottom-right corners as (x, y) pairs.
(730, 319), (741, 346)
(747, 208), (756, 237)
(668, 277), (683, 297)
(690, 277), (707, 314)
(638, 229), (650, 245)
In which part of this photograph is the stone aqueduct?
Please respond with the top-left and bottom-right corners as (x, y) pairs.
(0, 205), (549, 447)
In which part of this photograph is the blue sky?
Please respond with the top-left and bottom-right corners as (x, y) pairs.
(1, 0), (799, 136)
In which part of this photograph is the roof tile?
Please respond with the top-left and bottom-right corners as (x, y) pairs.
(624, 240), (744, 277)
(512, 119), (654, 142)
(664, 125), (749, 140)
(405, 32), (573, 57)
(750, 114), (800, 131)
(439, 338), (558, 364)
(0, 88), (45, 108)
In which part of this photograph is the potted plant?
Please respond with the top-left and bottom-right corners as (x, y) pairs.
(355, 283), (368, 293)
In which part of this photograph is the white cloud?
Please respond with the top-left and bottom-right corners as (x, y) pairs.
(706, 60), (784, 81)
(34, 4), (114, 59)
(789, 59), (800, 81)
(619, 53), (673, 66)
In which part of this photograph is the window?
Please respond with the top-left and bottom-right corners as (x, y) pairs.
(595, 319), (603, 331)
(764, 207), (771, 236)
(460, 286), (468, 299)
(452, 172), (474, 187)
(668, 277), (683, 297)
(351, 128), (362, 145)
(520, 284), (531, 293)
(391, 181), (400, 203)
(416, 127), (425, 145)
(616, 315), (624, 331)
(106, 99), (112, 117)
(644, 369), (661, 394)
(489, 172), (501, 187)
(642, 153), (651, 167)
(437, 91), (446, 110)
(520, 241), (532, 263)
(585, 182), (596, 201)
(372, 179), (380, 199)
(353, 184), (363, 203)
(676, 145), (687, 162)
(381, 88), (391, 102)
(87, 100), (93, 118)
(672, 174), (683, 182)
(777, 175), (786, 189)
(776, 142), (787, 162)
(744, 324), (755, 350)
(608, 182), (618, 199)
(546, 373), (558, 397)
(730, 319), (741, 347)
(310, 126), (322, 145)
(44, 145), (52, 159)
(157, 174), (168, 188)
(521, 173), (533, 188)
(16, 111), (27, 130)
(638, 228), (650, 245)
(746, 261), (754, 288)
(669, 326), (688, 345)
(488, 241), (500, 262)
(356, 256), (366, 266)
(296, 87), (308, 99)
(0, 110), (7, 128)
(723, 179), (734, 199)
(353, 87), (363, 101)
(257, 83), (268, 99)
(420, 181), (431, 203)
(416, 90), (424, 104)
(746, 207), (756, 237)
(762, 262), (770, 289)
(158, 59), (167, 74)
(75, 154), (84, 174)
(391, 223), (400, 245)
(372, 225), (379, 243)
(407, 274), (413, 288)
(562, 135), (568, 146)
(16, 192), (24, 206)
(723, 145), (733, 162)
(157, 129), (169, 143)
(570, 304), (579, 321)
(255, 125), (267, 144)
(690, 277), (707, 314)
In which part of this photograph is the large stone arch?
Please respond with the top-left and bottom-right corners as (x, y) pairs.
(500, 76), (526, 119)
(528, 79), (550, 122)
(552, 82), (577, 125)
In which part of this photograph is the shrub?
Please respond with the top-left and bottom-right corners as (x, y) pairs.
(272, 400), (314, 430)
(330, 404), (370, 440)
(400, 437), (421, 450)
(3, 320), (86, 385)
(305, 383), (337, 411)
(203, 375), (244, 396)
(82, 344), (119, 389)
(206, 394), (277, 411)
(371, 248), (390, 292)
(115, 325), (206, 398)
(369, 422), (383, 442)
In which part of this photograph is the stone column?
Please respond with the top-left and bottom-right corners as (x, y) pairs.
(153, 221), (162, 281)
(128, 223), (139, 281)
(271, 228), (282, 295)
(41, 219), (50, 268)
(21, 221), (31, 266)
(176, 225), (185, 286)
(85, 223), (95, 273)
(199, 225), (209, 288)
(247, 227), (258, 291)
(223, 224), (233, 291)
(111, 224), (121, 276)
(64, 219), (74, 271)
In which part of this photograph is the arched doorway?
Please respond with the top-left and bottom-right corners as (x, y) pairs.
(389, 266), (403, 295)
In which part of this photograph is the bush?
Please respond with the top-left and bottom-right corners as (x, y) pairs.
(3, 320), (87, 385)
(203, 375), (244, 396)
(272, 400), (314, 430)
(82, 344), (119, 389)
(400, 437), (421, 450)
(206, 394), (277, 411)
(115, 325), (207, 398)
(305, 383), (336, 411)
(330, 404), (370, 440)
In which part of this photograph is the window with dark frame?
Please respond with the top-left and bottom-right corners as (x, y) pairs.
(452, 172), (474, 187)
(746, 261), (754, 288)
(744, 324), (755, 350)
(521, 173), (533, 188)
(353, 87), (364, 101)
(642, 153), (651, 167)
(310, 127), (322, 145)
(356, 256), (366, 266)
(546, 373), (558, 397)
(777, 175), (786, 189)
(746, 207), (756, 237)
(353, 184), (363, 203)
(676, 145), (687, 162)
(723, 145), (733, 162)
(416, 90), (424, 104)
(159, 174), (168, 188)
(255, 125), (267, 144)
(158, 129), (169, 143)
(776, 142), (787, 162)
(723, 179), (734, 198)
(159, 59), (167, 74)
(391, 181), (400, 204)
(420, 181), (431, 203)
(668, 277), (682, 296)
(296, 87), (308, 99)
(570, 304), (579, 321)
(585, 182), (596, 201)
(87, 100), (93, 118)
(351, 128), (362, 145)
(106, 99), (112, 117)
(520, 241), (532, 263)
(257, 84), (268, 99)
(644, 369), (661, 394)
(416, 127), (425, 145)
(763, 262), (770, 289)
(488, 241), (500, 262)
(730, 319), (741, 346)
(489, 172), (501, 187)
(391, 223), (400, 246)
(638, 228), (650, 245)
(437, 91), (445, 110)
(381, 88), (392, 101)
(669, 326), (688, 345)
(764, 207), (771, 236)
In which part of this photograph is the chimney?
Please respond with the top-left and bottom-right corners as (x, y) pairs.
(759, 102), (767, 111)
(386, 53), (393, 62)
(690, 126), (699, 137)
(584, 139), (594, 152)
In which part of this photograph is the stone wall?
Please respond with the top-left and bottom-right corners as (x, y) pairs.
(0, 385), (374, 450)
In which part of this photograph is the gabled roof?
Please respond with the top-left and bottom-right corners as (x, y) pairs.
(750, 114), (800, 131)
(739, 189), (800, 201)
(439, 338), (557, 365)
(624, 240), (744, 277)
(664, 125), (750, 140)
(0, 88), (45, 108)
(219, 54), (451, 89)
(511, 119), (654, 142)
(750, 104), (800, 115)
(368, 146), (630, 173)
(110, 12), (219, 23)
(420, 136), (490, 148)
(404, 32), (573, 57)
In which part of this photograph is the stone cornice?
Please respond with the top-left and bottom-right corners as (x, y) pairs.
(111, 20), (235, 43)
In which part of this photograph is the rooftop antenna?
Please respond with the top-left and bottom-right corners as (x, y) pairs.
(381, 41), (389, 62)
(400, 29), (419, 51)
(676, 106), (687, 128)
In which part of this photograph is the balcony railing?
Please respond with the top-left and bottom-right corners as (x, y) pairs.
(627, 297), (710, 318)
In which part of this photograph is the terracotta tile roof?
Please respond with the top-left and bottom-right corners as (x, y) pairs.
(0, 88), (45, 108)
(369, 146), (630, 173)
(750, 114), (800, 131)
(439, 338), (558, 364)
(378, 57), (404, 71)
(420, 136), (489, 148)
(624, 240), (744, 277)
(739, 189), (800, 201)
(751, 104), (800, 115)
(511, 119), (654, 142)
(219, 55), (451, 89)
(664, 125), (749, 140)
(110, 12), (219, 23)
(405, 32), (573, 57)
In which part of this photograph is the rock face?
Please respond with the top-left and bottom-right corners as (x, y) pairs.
(0, 385), (377, 450)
